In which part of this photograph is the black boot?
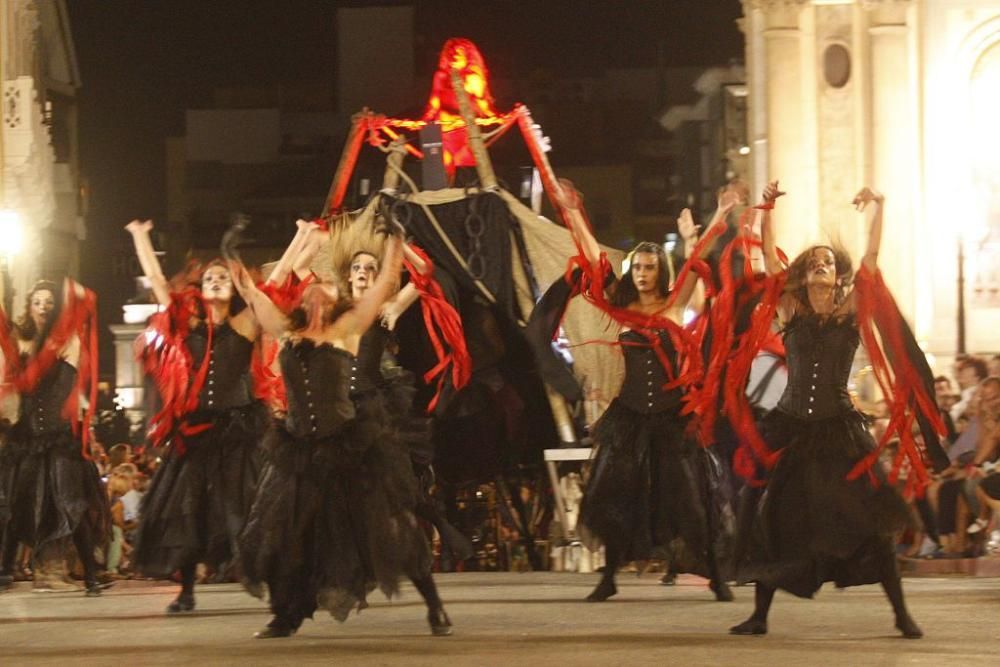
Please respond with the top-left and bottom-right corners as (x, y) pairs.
(166, 592), (195, 613)
(879, 550), (922, 639)
(586, 576), (618, 602)
(587, 547), (619, 602)
(730, 583), (773, 635)
(167, 563), (196, 613)
(710, 579), (734, 602)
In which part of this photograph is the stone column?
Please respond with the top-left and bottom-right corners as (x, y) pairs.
(867, 0), (918, 325)
(758, 0), (814, 258)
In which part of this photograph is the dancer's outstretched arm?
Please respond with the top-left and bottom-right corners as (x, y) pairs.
(125, 220), (170, 305)
(555, 185), (603, 271)
(268, 219), (319, 286)
(667, 192), (739, 316)
(854, 186), (884, 273)
(379, 244), (429, 330)
(759, 181), (785, 277)
(230, 262), (289, 338)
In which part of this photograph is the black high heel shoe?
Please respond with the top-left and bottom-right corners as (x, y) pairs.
(254, 617), (297, 639)
(428, 607), (453, 636)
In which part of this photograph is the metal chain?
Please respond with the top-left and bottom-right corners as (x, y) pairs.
(388, 196), (413, 231)
(463, 195), (487, 280)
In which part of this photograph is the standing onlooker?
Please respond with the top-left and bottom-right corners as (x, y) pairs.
(106, 474), (132, 576)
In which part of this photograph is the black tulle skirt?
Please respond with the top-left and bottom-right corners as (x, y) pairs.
(133, 403), (266, 578)
(0, 426), (110, 554)
(379, 368), (434, 469)
(579, 399), (732, 577)
(735, 409), (910, 598)
(239, 391), (432, 623)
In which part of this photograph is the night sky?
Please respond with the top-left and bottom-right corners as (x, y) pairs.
(66, 0), (743, 373)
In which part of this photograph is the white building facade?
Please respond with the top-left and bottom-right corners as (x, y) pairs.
(0, 0), (83, 302)
(742, 0), (1000, 367)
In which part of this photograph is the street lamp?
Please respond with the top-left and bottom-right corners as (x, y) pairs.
(0, 209), (24, 314)
(0, 209), (24, 258)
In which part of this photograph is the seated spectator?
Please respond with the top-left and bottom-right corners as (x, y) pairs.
(934, 375), (959, 441)
(107, 443), (133, 470)
(962, 377), (1000, 543)
(951, 356), (988, 423)
(989, 354), (1000, 378)
(930, 376), (1000, 556)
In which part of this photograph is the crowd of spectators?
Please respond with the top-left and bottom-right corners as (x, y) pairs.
(891, 354), (1000, 559)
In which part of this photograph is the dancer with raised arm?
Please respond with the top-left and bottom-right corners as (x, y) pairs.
(567, 185), (739, 603)
(729, 183), (924, 639)
(126, 219), (276, 614)
(339, 237), (474, 564)
(232, 232), (452, 639)
(0, 278), (107, 595)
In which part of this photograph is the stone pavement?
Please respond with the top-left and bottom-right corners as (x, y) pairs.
(1, 573), (998, 666)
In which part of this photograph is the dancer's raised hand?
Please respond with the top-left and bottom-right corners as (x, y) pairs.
(852, 186), (883, 211)
(125, 219), (153, 235)
(760, 180), (785, 205)
(677, 208), (699, 242)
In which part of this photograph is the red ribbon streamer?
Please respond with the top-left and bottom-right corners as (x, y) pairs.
(402, 245), (471, 413)
(136, 289), (214, 451)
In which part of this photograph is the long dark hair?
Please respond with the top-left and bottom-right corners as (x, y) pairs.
(15, 280), (62, 347)
(784, 244), (853, 315)
(192, 259), (247, 319)
(610, 242), (672, 308)
(287, 285), (354, 332)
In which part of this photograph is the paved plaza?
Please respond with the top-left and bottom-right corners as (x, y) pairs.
(2, 572), (998, 665)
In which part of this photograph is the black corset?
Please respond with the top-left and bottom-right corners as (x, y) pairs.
(353, 324), (389, 395)
(776, 315), (858, 420)
(21, 359), (77, 435)
(186, 323), (254, 412)
(280, 340), (356, 439)
(616, 329), (683, 414)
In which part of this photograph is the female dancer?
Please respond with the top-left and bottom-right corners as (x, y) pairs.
(127, 219), (281, 613)
(729, 183), (922, 638)
(569, 190), (738, 603)
(341, 236), (474, 564)
(0, 279), (108, 595)
(233, 233), (451, 639)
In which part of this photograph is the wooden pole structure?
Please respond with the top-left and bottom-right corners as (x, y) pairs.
(322, 109), (370, 216)
(380, 137), (407, 194)
(448, 69), (498, 190)
(515, 104), (567, 215)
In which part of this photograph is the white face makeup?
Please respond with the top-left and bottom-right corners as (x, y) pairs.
(630, 252), (660, 294)
(30, 289), (55, 328)
(805, 247), (837, 287)
(349, 253), (379, 299)
(201, 264), (234, 303)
